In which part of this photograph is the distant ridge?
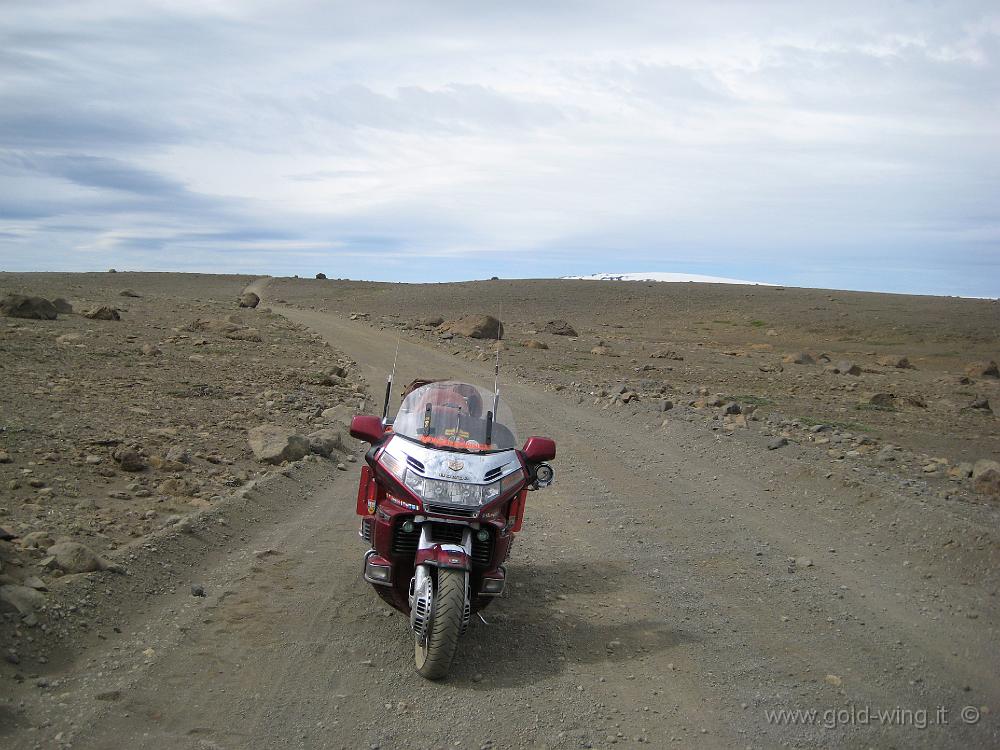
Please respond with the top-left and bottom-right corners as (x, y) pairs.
(563, 271), (775, 286)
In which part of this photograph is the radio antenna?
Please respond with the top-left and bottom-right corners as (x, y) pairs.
(487, 299), (502, 445)
(382, 333), (400, 424)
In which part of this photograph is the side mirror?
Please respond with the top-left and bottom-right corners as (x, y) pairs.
(522, 436), (556, 463)
(350, 415), (386, 444)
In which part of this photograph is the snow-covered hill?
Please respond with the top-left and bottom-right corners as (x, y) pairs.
(563, 272), (775, 286)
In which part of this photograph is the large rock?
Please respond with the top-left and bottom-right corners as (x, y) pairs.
(84, 306), (121, 321)
(972, 460), (1000, 498)
(52, 298), (74, 314)
(876, 355), (912, 369)
(306, 426), (352, 458)
(439, 315), (503, 339)
(315, 273), (327, 280)
(0, 294), (58, 320)
(0, 584), (46, 617)
(543, 319), (577, 336)
(119, 289), (141, 298)
(238, 292), (260, 308)
(782, 352), (815, 365)
(248, 425), (310, 464)
(113, 447), (146, 472)
(965, 361), (999, 379)
(44, 542), (122, 573)
(867, 392), (896, 408)
(522, 339), (549, 349)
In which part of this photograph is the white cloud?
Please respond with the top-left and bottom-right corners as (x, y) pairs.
(0, 0), (997, 295)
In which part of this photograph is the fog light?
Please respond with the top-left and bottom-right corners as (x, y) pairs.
(402, 520), (415, 533)
(481, 577), (505, 595)
(475, 528), (489, 542)
(363, 552), (392, 585)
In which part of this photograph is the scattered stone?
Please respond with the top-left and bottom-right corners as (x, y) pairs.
(307, 427), (351, 458)
(829, 360), (861, 376)
(661, 400), (674, 412)
(867, 392), (896, 408)
(238, 292), (260, 309)
(543, 320), (577, 337)
(45, 542), (122, 574)
(783, 352), (815, 365)
(114, 448), (147, 472)
(972, 460), (1000, 498)
(225, 327), (263, 342)
(965, 360), (999, 379)
(0, 294), (58, 320)
(248, 425), (310, 464)
(191, 583), (206, 597)
(84, 306), (121, 321)
(438, 315), (503, 339)
(0, 584), (46, 618)
(51, 298), (73, 314)
(876, 355), (912, 369)
(969, 396), (991, 412)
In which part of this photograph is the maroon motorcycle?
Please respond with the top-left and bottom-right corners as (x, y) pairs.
(349, 379), (555, 679)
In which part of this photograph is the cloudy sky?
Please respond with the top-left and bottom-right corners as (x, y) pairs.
(1, 1), (998, 295)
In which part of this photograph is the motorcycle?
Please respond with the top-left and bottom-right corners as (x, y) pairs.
(349, 379), (556, 679)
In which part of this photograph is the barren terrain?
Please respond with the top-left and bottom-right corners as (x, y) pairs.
(1, 272), (998, 749)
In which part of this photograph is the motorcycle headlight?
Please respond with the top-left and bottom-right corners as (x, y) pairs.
(401, 470), (521, 508)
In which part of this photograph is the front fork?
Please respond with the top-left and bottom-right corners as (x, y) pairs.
(408, 525), (472, 638)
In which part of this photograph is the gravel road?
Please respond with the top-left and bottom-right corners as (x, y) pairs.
(7, 299), (996, 749)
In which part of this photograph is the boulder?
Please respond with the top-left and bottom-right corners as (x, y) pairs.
(438, 315), (503, 339)
(321, 404), (354, 424)
(867, 392), (896, 408)
(315, 273), (327, 280)
(522, 339), (549, 349)
(119, 289), (141, 298)
(0, 294), (58, 320)
(829, 360), (861, 376)
(248, 426), (310, 464)
(973, 464), (1000, 498)
(225, 327), (263, 342)
(113, 448), (146, 472)
(965, 360), (999, 379)
(0, 584), (46, 617)
(51, 298), (74, 314)
(970, 396), (992, 412)
(876, 355), (912, 369)
(20, 531), (53, 549)
(306, 426), (351, 458)
(238, 292), (260, 309)
(45, 542), (122, 573)
(84, 306), (121, 321)
(783, 352), (815, 365)
(543, 320), (577, 336)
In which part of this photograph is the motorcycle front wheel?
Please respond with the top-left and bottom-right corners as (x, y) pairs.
(414, 568), (465, 680)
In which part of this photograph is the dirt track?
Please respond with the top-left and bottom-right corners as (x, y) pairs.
(4, 281), (998, 749)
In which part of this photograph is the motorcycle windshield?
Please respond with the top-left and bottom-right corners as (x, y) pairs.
(391, 381), (519, 453)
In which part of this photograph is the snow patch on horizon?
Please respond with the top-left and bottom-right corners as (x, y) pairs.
(563, 272), (776, 286)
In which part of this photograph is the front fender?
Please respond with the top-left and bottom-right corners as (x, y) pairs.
(415, 544), (471, 571)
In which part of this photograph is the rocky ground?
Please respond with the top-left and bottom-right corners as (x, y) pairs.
(0, 272), (368, 651)
(269, 277), (1000, 506)
(0, 272), (997, 749)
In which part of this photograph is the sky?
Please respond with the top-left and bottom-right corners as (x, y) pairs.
(1, 0), (998, 296)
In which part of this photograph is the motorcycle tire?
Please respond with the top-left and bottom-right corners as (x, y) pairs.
(414, 569), (465, 679)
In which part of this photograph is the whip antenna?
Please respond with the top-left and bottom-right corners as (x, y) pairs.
(487, 299), (502, 445)
(382, 333), (400, 424)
